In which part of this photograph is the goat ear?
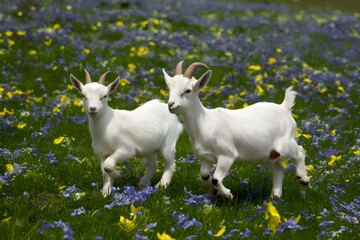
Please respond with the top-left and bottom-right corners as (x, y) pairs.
(162, 68), (171, 86)
(107, 77), (120, 95)
(195, 70), (212, 90)
(70, 74), (83, 92)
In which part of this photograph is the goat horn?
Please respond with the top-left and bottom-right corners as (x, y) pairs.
(84, 69), (92, 83)
(183, 62), (209, 79)
(175, 60), (184, 75)
(98, 71), (111, 85)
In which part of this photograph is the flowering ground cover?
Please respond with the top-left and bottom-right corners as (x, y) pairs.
(0, 0), (359, 239)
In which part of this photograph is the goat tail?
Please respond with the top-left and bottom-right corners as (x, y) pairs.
(281, 86), (297, 110)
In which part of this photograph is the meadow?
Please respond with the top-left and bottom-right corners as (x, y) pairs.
(0, 0), (359, 239)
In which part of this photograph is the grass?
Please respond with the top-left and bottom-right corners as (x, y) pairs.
(1, 0), (359, 239)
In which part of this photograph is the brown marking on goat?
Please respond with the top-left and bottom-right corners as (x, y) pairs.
(269, 150), (281, 159)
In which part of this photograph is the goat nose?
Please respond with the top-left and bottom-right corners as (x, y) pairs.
(89, 106), (97, 112)
(168, 102), (174, 108)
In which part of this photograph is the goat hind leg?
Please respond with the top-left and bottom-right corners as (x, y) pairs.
(269, 158), (284, 198)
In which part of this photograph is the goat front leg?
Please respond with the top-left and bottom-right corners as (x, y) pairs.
(200, 160), (215, 190)
(101, 159), (115, 197)
(101, 149), (133, 196)
(139, 155), (158, 187)
(212, 156), (234, 199)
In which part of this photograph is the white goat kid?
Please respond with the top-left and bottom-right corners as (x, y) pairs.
(70, 69), (183, 197)
(163, 61), (309, 199)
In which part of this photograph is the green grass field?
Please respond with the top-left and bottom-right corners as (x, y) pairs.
(1, 0), (359, 239)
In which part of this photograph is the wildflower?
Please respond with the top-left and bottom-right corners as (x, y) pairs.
(184, 187), (211, 206)
(277, 220), (304, 234)
(37, 220), (54, 235)
(116, 21), (125, 27)
(5, 164), (13, 173)
(71, 207), (86, 216)
(82, 48), (91, 55)
(328, 155), (341, 166)
(238, 228), (252, 238)
(119, 216), (135, 230)
(5, 31), (13, 37)
(17, 31), (26, 36)
(120, 78), (131, 86)
(248, 65), (261, 71)
(45, 151), (58, 165)
(213, 225), (226, 237)
(265, 202), (281, 233)
(157, 232), (175, 240)
(17, 122), (27, 129)
(53, 136), (65, 145)
(28, 50), (37, 56)
(267, 57), (277, 65)
(54, 220), (75, 240)
(171, 211), (202, 229)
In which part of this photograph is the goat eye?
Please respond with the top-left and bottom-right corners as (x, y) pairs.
(82, 94), (87, 99)
(184, 89), (192, 94)
(100, 95), (107, 100)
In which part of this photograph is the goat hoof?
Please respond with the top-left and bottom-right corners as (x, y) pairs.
(201, 174), (210, 181)
(272, 194), (281, 199)
(297, 176), (309, 186)
(212, 178), (218, 186)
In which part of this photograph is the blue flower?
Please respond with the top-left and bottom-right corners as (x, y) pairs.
(45, 151), (58, 165)
(171, 211), (202, 229)
(184, 187), (211, 206)
(71, 207), (86, 216)
(54, 220), (75, 240)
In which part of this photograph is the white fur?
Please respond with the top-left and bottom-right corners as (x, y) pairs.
(163, 67), (309, 199)
(70, 73), (182, 197)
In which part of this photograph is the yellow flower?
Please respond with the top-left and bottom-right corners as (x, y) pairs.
(160, 89), (168, 97)
(256, 84), (264, 95)
(265, 202), (281, 233)
(53, 136), (65, 145)
(17, 11), (23, 16)
(157, 232), (175, 240)
(66, 5), (72, 11)
(53, 107), (61, 113)
(5, 31), (13, 37)
(128, 63), (136, 73)
(137, 46), (149, 57)
(53, 23), (61, 30)
(225, 51), (232, 57)
(82, 48), (90, 55)
(281, 159), (287, 169)
(306, 165), (314, 171)
(5, 164), (14, 173)
(354, 150), (360, 155)
(255, 74), (262, 82)
(5, 91), (13, 98)
(302, 134), (312, 139)
(17, 122), (27, 129)
(304, 78), (312, 84)
(328, 155), (341, 166)
(268, 57), (277, 65)
(119, 216), (135, 230)
(120, 78), (131, 86)
(116, 21), (125, 27)
(248, 65), (261, 71)
(213, 226), (226, 237)
(73, 98), (82, 107)
(60, 95), (68, 103)
(28, 50), (37, 56)
(17, 31), (26, 36)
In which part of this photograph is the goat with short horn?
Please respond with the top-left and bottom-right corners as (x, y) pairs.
(163, 61), (309, 199)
